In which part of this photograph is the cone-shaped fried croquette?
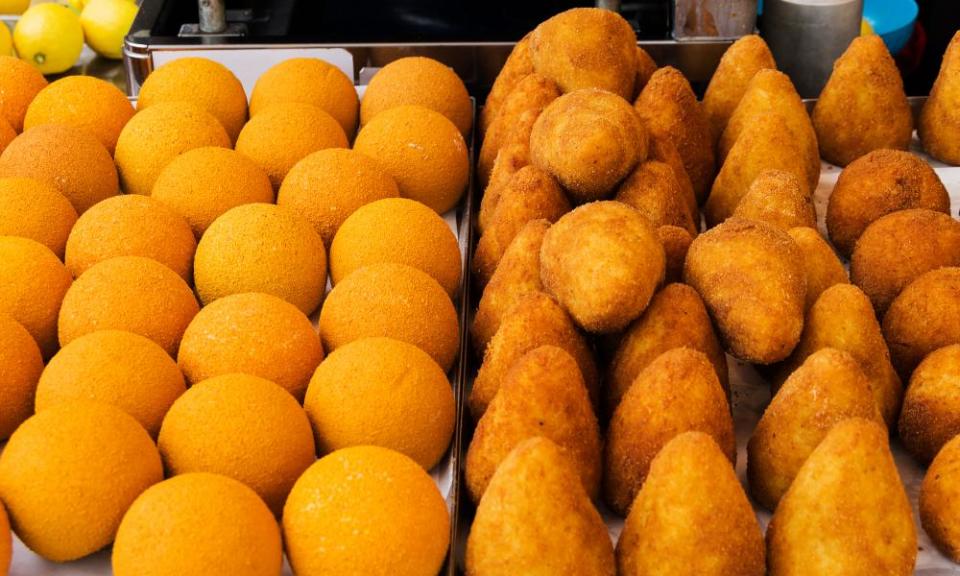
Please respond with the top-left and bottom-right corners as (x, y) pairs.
(466, 437), (615, 576)
(635, 67), (715, 203)
(617, 432), (765, 576)
(766, 418), (916, 576)
(702, 34), (777, 143)
(469, 291), (599, 420)
(771, 283), (902, 426)
(786, 226), (848, 311)
(812, 35), (912, 166)
(684, 218), (806, 364)
(920, 31), (960, 165)
(466, 346), (602, 503)
(604, 348), (735, 516)
(748, 348), (884, 510)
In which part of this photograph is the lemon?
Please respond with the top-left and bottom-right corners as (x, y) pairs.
(0, 22), (11, 56)
(0, 0), (29, 16)
(80, 0), (137, 60)
(861, 18), (875, 36)
(13, 3), (84, 74)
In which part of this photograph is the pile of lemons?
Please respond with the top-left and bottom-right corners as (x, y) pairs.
(0, 0), (137, 74)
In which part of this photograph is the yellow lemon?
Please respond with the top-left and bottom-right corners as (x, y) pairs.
(13, 4), (83, 74)
(0, 0), (28, 15)
(80, 0), (137, 60)
(0, 22), (11, 56)
(66, 0), (87, 14)
(861, 18), (875, 36)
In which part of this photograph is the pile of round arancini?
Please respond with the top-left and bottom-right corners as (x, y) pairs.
(0, 53), (473, 576)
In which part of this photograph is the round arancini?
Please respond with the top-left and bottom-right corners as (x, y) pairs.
(0, 123), (118, 214)
(137, 57), (247, 144)
(330, 197), (461, 297)
(193, 203), (327, 315)
(0, 176), (76, 258)
(319, 262), (459, 371)
(353, 104), (468, 214)
(249, 57), (358, 137)
(24, 76), (134, 154)
(65, 194), (197, 282)
(177, 292), (324, 401)
(58, 256), (199, 356)
(151, 147), (274, 238)
(277, 148), (399, 246)
(0, 55), (47, 132)
(361, 56), (472, 136)
(114, 102), (230, 197)
(234, 102), (348, 190)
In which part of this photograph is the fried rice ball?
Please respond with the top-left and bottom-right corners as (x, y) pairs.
(353, 104), (469, 214)
(151, 147), (275, 238)
(702, 34), (777, 143)
(478, 108), (539, 233)
(883, 267), (960, 379)
(732, 169), (816, 231)
(0, 176), (76, 259)
(919, 31), (960, 165)
(479, 34), (533, 135)
(851, 209), (960, 316)
(249, 57), (358, 138)
(235, 102), (348, 191)
(0, 236), (72, 358)
(0, 123), (119, 214)
(0, 55), (47, 132)
(114, 102), (230, 197)
(812, 35), (913, 166)
(826, 149), (950, 257)
(899, 344), (960, 464)
(706, 115), (816, 228)
(177, 292), (324, 401)
(529, 7), (638, 99)
(136, 57), (247, 144)
(24, 76), (134, 154)
(361, 56), (472, 136)
(478, 73), (559, 184)
(615, 160), (698, 236)
(277, 148), (399, 246)
(471, 219), (548, 354)
(607, 283), (728, 413)
(921, 434), (960, 561)
(541, 201), (665, 334)
(646, 129), (697, 218)
(787, 226), (849, 311)
(530, 88), (646, 202)
(58, 256), (199, 356)
(473, 165), (570, 286)
(657, 225), (694, 284)
(319, 263), (459, 371)
(684, 218), (806, 364)
(469, 291), (599, 419)
(635, 67), (715, 203)
(633, 46), (658, 96)
(0, 315), (43, 440)
(65, 195), (197, 282)
(330, 197), (461, 297)
(194, 203), (327, 315)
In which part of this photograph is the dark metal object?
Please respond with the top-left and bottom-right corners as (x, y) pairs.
(197, 0), (225, 33)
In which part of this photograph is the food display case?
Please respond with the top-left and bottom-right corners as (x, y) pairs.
(3, 0), (960, 574)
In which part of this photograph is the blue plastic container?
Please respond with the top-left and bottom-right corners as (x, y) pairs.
(863, 0), (918, 54)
